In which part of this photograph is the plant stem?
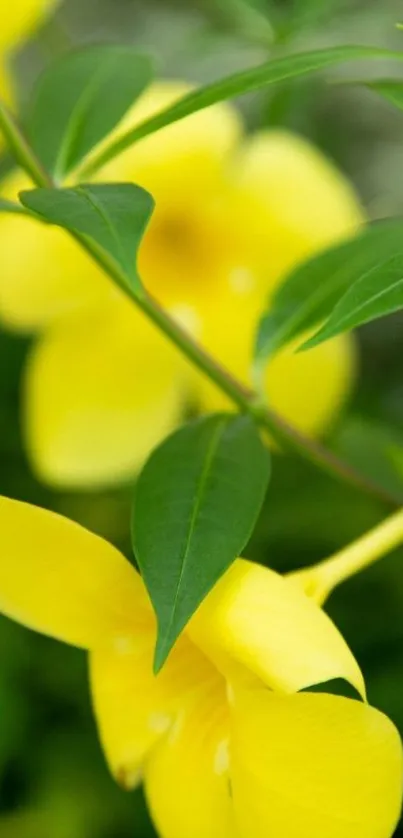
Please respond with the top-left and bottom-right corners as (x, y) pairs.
(289, 507), (403, 603)
(0, 103), (52, 189)
(130, 294), (402, 506)
(1, 101), (401, 508)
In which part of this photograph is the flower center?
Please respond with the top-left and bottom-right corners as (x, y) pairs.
(137, 200), (236, 310)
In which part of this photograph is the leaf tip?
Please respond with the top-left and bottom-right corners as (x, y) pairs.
(153, 632), (175, 675)
(297, 330), (328, 352)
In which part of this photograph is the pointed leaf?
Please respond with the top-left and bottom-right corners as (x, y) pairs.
(84, 44), (403, 175)
(253, 220), (403, 369)
(132, 414), (271, 672)
(20, 183), (154, 294)
(27, 45), (153, 178)
(303, 225), (403, 348)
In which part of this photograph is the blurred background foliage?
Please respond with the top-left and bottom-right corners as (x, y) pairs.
(1, 0), (403, 834)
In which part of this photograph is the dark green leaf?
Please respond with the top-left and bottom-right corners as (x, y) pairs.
(303, 224), (403, 348)
(366, 80), (403, 112)
(132, 414), (271, 671)
(20, 183), (154, 294)
(27, 45), (153, 178)
(84, 44), (401, 175)
(253, 221), (403, 369)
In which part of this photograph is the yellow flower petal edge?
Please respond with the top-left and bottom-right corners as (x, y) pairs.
(188, 558), (366, 697)
(24, 303), (187, 487)
(0, 0), (58, 48)
(90, 631), (217, 789)
(98, 81), (243, 200)
(229, 129), (364, 282)
(231, 686), (403, 838)
(90, 641), (171, 790)
(0, 0), (59, 104)
(0, 174), (115, 332)
(0, 496), (151, 648)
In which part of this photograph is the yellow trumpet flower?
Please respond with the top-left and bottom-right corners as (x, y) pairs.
(0, 495), (400, 837)
(0, 83), (363, 487)
(0, 0), (59, 101)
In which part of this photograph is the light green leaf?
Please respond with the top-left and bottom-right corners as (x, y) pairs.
(83, 44), (402, 176)
(132, 414), (271, 672)
(302, 223), (403, 349)
(20, 183), (153, 294)
(27, 45), (153, 178)
(366, 80), (403, 111)
(254, 221), (403, 369)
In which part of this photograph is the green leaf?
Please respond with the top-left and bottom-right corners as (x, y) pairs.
(132, 414), (271, 671)
(27, 45), (153, 178)
(303, 223), (403, 349)
(83, 44), (402, 175)
(20, 183), (154, 294)
(366, 80), (403, 112)
(253, 221), (403, 370)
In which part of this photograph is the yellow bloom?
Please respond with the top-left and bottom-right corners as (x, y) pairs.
(0, 0), (58, 102)
(0, 83), (363, 487)
(0, 495), (400, 838)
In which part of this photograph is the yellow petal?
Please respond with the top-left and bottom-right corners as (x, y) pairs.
(0, 496), (150, 648)
(99, 81), (242, 202)
(90, 640), (169, 790)
(188, 559), (365, 697)
(194, 275), (355, 438)
(91, 633), (219, 790)
(145, 676), (235, 838)
(265, 331), (356, 437)
(0, 61), (13, 105)
(229, 129), (364, 287)
(24, 301), (186, 487)
(195, 131), (361, 430)
(98, 82), (244, 314)
(231, 687), (403, 838)
(0, 175), (114, 332)
(0, 0), (57, 48)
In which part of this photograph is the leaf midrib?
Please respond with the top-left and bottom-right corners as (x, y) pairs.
(157, 416), (229, 652)
(75, 186), (131, 279)
(322, 272), (403, 336)
(259, 227), (403, 358)
(54, 49), (129, 177)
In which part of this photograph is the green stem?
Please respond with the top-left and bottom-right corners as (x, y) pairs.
(1, 102), (401, 508)
(0, 103), (52, 189)
(131, 295), (402, 506)
(289, 507), (403, 604)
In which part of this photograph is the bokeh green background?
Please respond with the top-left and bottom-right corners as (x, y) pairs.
(1, 0), (403, 834)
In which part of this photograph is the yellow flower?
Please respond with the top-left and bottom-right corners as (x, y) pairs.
(0, 0), (58, 102)
(0, 83), (363, 487)
(0, 495), (400, 838)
